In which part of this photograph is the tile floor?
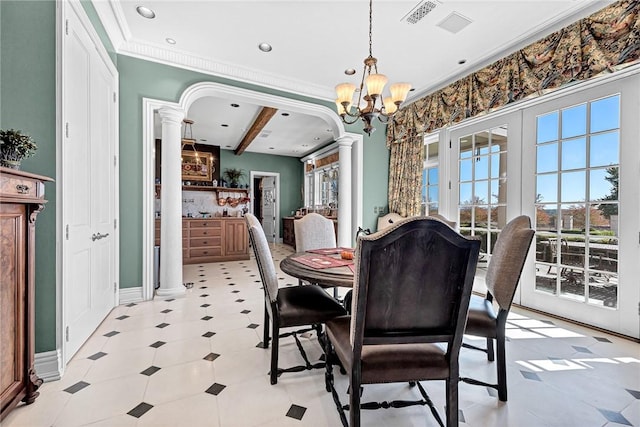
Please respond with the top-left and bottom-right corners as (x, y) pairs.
(3, 243), (640, 427)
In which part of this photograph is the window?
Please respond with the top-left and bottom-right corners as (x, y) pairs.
(422, 135), (439, 216)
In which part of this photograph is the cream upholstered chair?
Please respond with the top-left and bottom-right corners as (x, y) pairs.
(245, 213), (346, 385)
(294, 212), (336, 252)
(376, 212), (405, 232)
(461, 215), (534, 401)
(324, 217), (481, 427)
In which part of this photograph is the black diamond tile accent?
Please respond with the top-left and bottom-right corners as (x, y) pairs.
(203, 352), (220, 362)
(459, 409), (465, 423)
(572, 345), (593, 354)
(199, 274), (205, 277)
(64, 381), (90, 394)
(156, 323), (170, 329)
(597, 408), (632, 425)
(235, 299), (245, 303)
(241, 310), (251, 314)
(254, 280), (261, 283)
(201, 303), (211, 308)
(127, 402), (154, 418)
(247, 323), (259, 329)
(88, 352), (107, 361)
(103, 330), (120, 337)
(205, 383), (226, 395)
(165, 298), (175, 302)
(161, 309), (172, 314)
(540, 319), (554, 325)
(201, 316), (213, 321)
(286, 404), (307, 420)
(202, 331), (216, 338)
(594, 336), (612, 343)
(200, 286), (208, 289)
(257, 342), (267, 349)
(487, 387), (498, 397)
(278, 277), (284, 280)
(626, 388), (640, 399)
(231, 290), (240, 294)
(521, 371), (541, 381)
(116, 315), (130, 320)
(228, 283), (236, 286)
(549, 357), (570, 365)
(126, 303), (137, 307)
(223, 272), (229, 275)
(140, 366), (161, 376)
(250, 275), (256, 277)
(150, 341), (166, 348)
(200, 294), (209, 298)
(199, 279), (206, 283)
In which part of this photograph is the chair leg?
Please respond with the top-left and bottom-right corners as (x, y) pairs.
(446, 376), (458, 427)
(263, 307), (270, 349)
(486, 337), (495, 362)
(270, 320), (279, 385)
(349, 370), (362, 427)
(496, 331), (508, 401)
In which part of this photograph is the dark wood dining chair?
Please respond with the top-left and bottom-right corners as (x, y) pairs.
(461, 215), (535, 401)
(245, 213), (347, 385)
(324, 217), (481, 427)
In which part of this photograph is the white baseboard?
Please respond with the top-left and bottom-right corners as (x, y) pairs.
(119, 286), (144, 304)
(35, 350), (62, 382)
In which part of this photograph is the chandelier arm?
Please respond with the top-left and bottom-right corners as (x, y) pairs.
(340, 115), (361, 125)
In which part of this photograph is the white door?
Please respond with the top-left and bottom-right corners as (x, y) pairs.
(261, 177), (276, 243)
(521, 75), (640, 337)
(62, 5), (118, 362)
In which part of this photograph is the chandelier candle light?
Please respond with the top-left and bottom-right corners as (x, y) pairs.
(335, 0), (411, 136)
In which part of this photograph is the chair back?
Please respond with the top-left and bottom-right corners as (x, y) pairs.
(350, 217), (481, 358)
(376, 212), (405, 231)
(485, 215), (535, 311)
(294, 212), (336, 252)
(245, 213), (278, 302)
(429, 213), (457, 229)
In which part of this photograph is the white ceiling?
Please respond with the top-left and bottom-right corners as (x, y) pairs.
(95, 0), (610, 157)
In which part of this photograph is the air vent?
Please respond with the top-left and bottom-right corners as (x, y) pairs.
(436, 12), (473, 34)
(259, 130), (272, 138)
(402, 1), (438, 24)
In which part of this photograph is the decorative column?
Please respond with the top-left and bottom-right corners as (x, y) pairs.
(337, 136), (353, 248)
(157, 106), (186, 297)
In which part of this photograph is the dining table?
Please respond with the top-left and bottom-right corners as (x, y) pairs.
(279, 248), (355, 289)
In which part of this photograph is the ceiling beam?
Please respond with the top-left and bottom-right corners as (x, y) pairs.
(234, 106), (278, 155)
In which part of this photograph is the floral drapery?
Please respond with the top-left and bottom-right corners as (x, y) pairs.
(386, 0), (640, 144)
(387, 121), (423, 217)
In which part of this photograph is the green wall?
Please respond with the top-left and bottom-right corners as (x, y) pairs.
(0, 0), (391, 353)
(219, 150), (302, 220)
(1, 0), (57, 352)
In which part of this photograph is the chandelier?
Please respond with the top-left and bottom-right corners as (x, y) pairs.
(181, 118), (200, 164)
(335, 0), (411, 136)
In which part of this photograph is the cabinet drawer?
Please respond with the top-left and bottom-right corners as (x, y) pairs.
(189, 220), (221, 228)
(190, 237), (221, 248)
(190, 228), (221, 238)
(0, 174), (44, 199)
(190, 247), (222, 258)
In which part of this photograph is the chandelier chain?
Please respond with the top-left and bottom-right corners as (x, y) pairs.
(368, 0), (373, 58)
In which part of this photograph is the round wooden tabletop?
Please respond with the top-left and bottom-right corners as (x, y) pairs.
(280, 252), (354, 288)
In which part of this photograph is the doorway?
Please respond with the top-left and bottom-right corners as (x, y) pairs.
(250, 171), (280, 243)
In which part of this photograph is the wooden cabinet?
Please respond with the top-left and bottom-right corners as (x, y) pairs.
(155, 218), (249, 264)
(0, 167), (51, 420)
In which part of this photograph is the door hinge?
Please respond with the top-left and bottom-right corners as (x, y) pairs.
(448, 181), (451, 190)
(114, 155), (117, 167)
(113, 92), (116, 103)
(114, 218), (117, 229)
(65, 326), (69, 342)
(65, 122), (69, 138)
(65, 19), (68, 35)
(449, 140), (452, 149)
(65, 224), (69, 240)
(114, 282), (117, 293)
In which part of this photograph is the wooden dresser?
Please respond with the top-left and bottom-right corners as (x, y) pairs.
(0, 167), (51, 420)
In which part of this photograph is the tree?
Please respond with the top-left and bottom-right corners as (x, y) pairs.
(598, 167), (618, 218)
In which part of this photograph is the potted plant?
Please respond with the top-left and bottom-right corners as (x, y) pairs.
(223, 168), (246, 188)
(0, 129), (37, 169)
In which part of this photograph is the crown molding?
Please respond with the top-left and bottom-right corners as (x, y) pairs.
(91, 0), (129, 50)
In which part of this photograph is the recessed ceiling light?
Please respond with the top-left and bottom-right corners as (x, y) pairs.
(344, 68), (356, 75)
(281, 113), (290, 117)
(165, 38), (176, 45)
(302, 144), (309, 147)
(326, 129), (332, 132)
(269, 147), (275, 150)
(221, 124), (229, 127)
(230, 103), (239, 108)
(199, 139), (207, 142)
(258, 43), (272, 52)
(409, 88), (415, 91)
(458, 59), (467, 65)
(225, 145), (231, 148)
(136, 6), (156, 19)
(314, 137), (320, 141)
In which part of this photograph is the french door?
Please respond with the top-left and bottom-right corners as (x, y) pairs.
(521, 75), (639, 337)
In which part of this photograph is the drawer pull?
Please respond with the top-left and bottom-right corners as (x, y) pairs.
(16, 184), (30, 194)
(203, 232), (207, 235)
